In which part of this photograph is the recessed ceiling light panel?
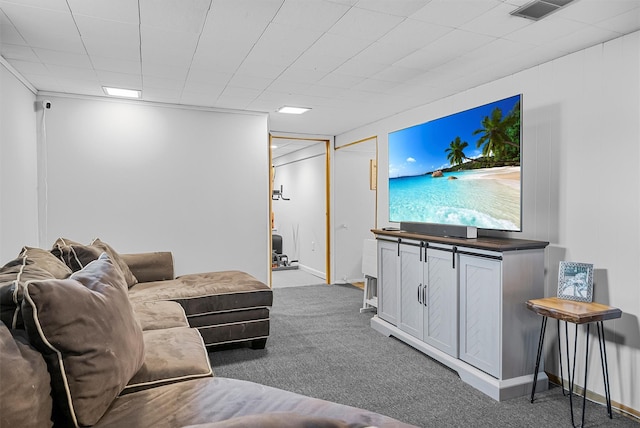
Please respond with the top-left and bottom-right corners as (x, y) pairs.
(103, 86), (141, 98)
(276, 106), (311, 114)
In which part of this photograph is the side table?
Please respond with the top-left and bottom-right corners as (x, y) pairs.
(526, 297), (622, 428)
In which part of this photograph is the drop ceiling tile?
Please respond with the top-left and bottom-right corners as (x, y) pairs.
(186, 68), (233, 84)
(328, 6), (404, 41)
(96, 70), (142, 88)
(1, 0), (68, 12)
(220, 85), (262, 99)
(371, 65), (425, 83)
(141, 26), (199, 64)
(266, 79), (310, 94)
(67, 0), (139, 23)
(550, 24), (625, 53)
(377, 18), (454, 51)
(143, 87), (183, 103)
(200, 0), (279, 42)
(553, 0), (640, 25)
(212, 94), (253, 110)
(139, 0), (210, 33)
(1, 3), (84, 53)
(228, 74), (274, 91)
(464, 3), (533, 38)
(46, 64), (98, 81)
(182, 79), (225, 96)
(352, 78), (399, 93)
(410, 0), (502, 27)
(235, 60), (288, 79)
(293, 51), (348, 73)
(33, 48), (92, 68)
(6, 59), (48, 75)
(74, 14), (139, 42)
(505, 16), (585, 45)
(142, 62), (189, 80)
(354, 40), (420, 65)
(299, 32), (373, 59)
(317, 72), (365, 88)
(0, 10), (26, 45)
(91, 55), (141, 74)
(243, 22), (323, 66)
(84, 35), (140, 61)
(354, 0), (431, 17)
(190, 42), (249, 73)
(332, 57), (389, 78)
(1, 43), (38, 61)
(277, 66), (327, 85)
(272, 0), (350, 31)
(595, 5), (640, 33)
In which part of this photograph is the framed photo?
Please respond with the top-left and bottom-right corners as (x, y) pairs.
(557, 261), (594, 302)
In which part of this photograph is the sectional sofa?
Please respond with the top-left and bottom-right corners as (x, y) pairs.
(0, 240), (415, 428)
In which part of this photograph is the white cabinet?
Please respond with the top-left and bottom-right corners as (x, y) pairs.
(458, 254), (501, 377)
(377, 239), (399, 325)
(397, 243), (458, 357)
(385, 241), (458, 358)
(372, 231), (548, 401)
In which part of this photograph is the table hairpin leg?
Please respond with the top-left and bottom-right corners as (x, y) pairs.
(558, 319), (566, 396)
(530, 316), (548, 403)
(597, 321), (613, 419)
(567, 323), (591, 428)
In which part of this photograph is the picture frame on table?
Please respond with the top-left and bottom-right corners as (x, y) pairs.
(557, 261), (594, 303)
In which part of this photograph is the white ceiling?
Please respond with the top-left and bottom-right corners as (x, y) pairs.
(1, 0), (639, 136)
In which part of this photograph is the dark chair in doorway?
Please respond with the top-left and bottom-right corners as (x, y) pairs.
(272, 234), (298, 271)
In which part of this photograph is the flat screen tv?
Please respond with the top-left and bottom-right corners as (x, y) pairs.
(388, 94), (522, 232)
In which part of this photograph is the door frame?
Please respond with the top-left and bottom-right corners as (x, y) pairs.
(269, 134), (331, 287)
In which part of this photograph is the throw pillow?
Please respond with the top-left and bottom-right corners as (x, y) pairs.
(0, 246), (72, 329)
(51, 237), (138, 288)
(21, 253), (145, 427)
(0, 324), (53, 428)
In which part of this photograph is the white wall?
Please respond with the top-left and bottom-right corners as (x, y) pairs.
(37, 95), (270, 282)
(0, 62), (39, 262)
(272, 144), (327, 278)
(336, 32), (640, 414)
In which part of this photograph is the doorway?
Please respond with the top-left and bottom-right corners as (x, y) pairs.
(269, 135), (330, 288)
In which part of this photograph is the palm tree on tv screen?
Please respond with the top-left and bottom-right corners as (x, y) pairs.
(445, 136), (469, 166)
(473, 101), (521, 164)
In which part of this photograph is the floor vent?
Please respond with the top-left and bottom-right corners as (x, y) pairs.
(510, 0), (575, 21)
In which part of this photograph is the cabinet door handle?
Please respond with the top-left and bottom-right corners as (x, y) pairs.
(418, 283), (422, 304)
(452, 246), (457, 269)
(424, 242), (428, 263)
(423, 284), (427, 307)
(397, 239), (401, 256)
(419, 242), (423, 262)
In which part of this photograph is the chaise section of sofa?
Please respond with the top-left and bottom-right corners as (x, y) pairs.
(122, 252), (273, 349)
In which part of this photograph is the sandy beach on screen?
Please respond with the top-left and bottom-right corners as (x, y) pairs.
(460, 166), (520, 189)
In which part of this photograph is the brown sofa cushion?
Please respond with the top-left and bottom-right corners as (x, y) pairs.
(0, 246), (72, 329)
(123, 327), (212, 394)
(128, 270), (272, 316)
(21, 253), (145, 427)
(51, 238), (138, 287)
(93, 377), (416, 428)
(0, 324), (53, 428)
(182, 412), (367, 428)
(133, 300), (189, 331)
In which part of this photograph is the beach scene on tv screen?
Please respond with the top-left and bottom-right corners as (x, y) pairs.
(389, 95), (521, 231)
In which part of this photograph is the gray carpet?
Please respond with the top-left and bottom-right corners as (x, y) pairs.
(208, 284), (639, 427)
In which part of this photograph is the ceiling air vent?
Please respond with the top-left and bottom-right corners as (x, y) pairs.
(511, 0), (575, 21)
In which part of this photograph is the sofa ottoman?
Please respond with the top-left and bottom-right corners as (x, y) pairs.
(123, 252), (272, 349)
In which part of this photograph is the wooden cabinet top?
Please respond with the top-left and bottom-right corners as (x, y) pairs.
(372, 229), (549, 252)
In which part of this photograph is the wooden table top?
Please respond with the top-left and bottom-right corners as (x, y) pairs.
(527, 297), (622, 324)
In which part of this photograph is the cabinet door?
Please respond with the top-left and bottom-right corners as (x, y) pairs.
(458, 254), (501, 378)
(423, 248), (458, 357)
(398, 244), (423, 339)
(377, 240), (399, 325)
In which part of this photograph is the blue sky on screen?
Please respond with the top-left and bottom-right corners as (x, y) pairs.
(389, 95), (520, 178)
